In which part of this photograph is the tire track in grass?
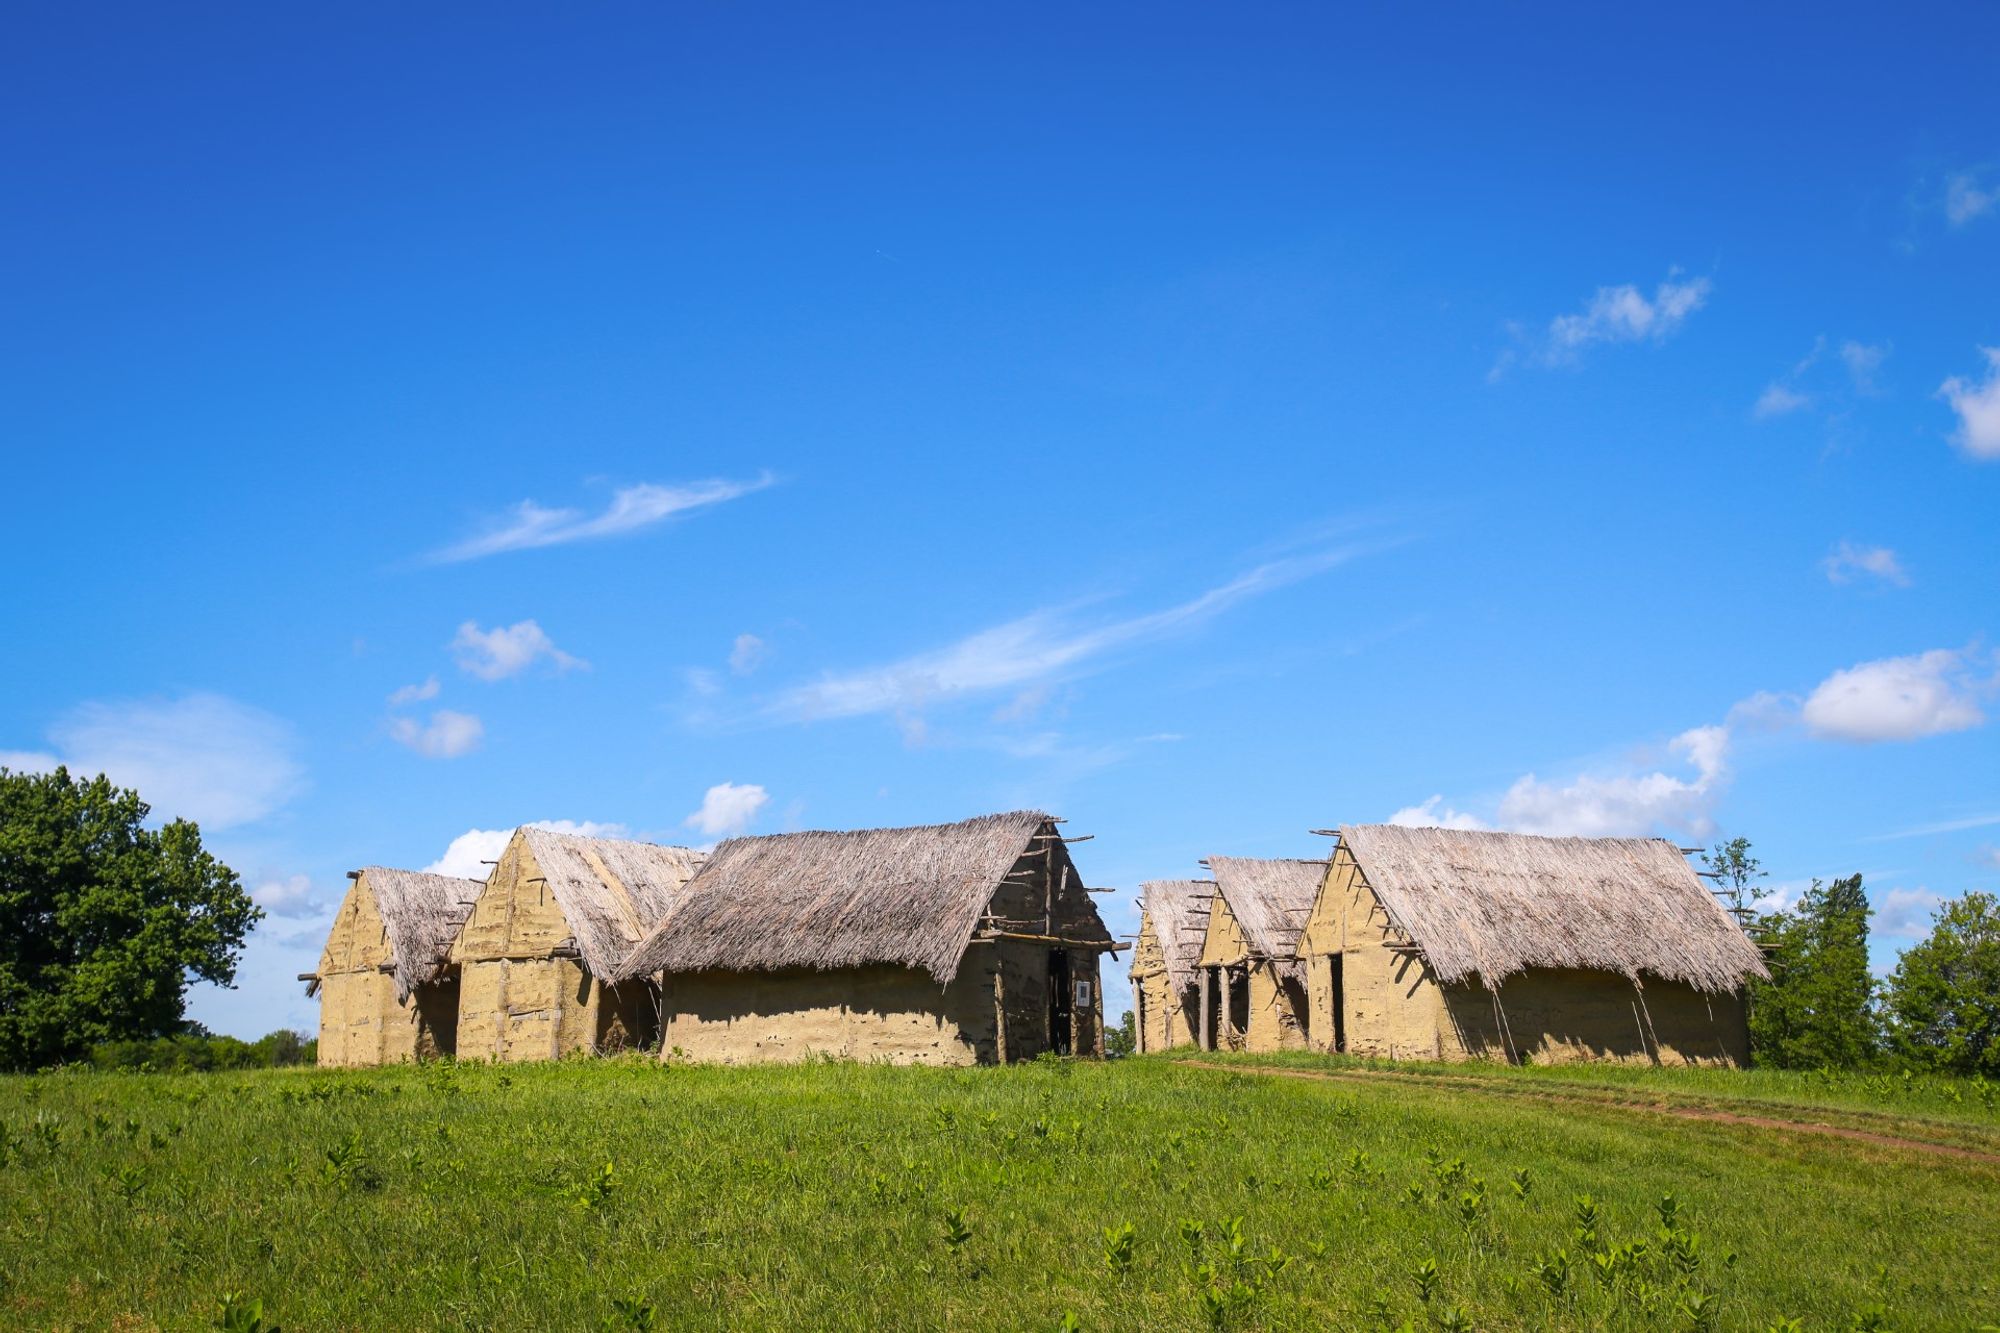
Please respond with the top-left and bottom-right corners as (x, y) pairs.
(1180, 1061), (2000, 1166)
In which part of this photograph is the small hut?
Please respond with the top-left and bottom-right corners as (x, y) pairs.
(614, 811), (1117, 1065)
(449, 827), (704, 1062)
(1130, 880), (1207, 1052)
(309, 867), (484, 1067)
(1192, 856), (1323, 1052)
(1296, 824), (1769, 1066)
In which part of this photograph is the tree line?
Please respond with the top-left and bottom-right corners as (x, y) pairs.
(1703, 837), (1999, 1074)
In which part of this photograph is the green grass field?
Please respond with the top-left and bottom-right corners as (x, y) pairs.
(2, 1055), (1996, 1331)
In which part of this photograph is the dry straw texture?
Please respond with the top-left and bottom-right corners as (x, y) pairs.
(1207, 856), (1323, 985)
(617, 811), (1100, 983)
(1337, 823), (1769, 993)
(518, 828), (706, 978)
(1138, 880), (1210, 994)
(358, 868), (485, 1001)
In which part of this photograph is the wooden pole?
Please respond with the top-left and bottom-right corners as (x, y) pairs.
(1199, 966), (1214, 1052)
(993, 965), (1009, 1065)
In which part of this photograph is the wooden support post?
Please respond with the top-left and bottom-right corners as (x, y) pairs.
(993, 965), (1009, 1064)
(1199, 966), (1214, 1052)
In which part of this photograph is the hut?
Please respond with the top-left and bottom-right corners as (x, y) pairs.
(1295, 824), (1769, 1066)
(1192, 856), (1324, 1052)
(449, 827), (704, 1062)
(614, 811), (1117, 1065)
(308, 867), (484, 1067)
(1129, 880), (1207, 1052)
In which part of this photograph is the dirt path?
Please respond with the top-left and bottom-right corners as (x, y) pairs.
(1181, 1060), (2000, 1166)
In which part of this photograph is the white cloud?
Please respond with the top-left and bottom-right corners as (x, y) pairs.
(431, 473), (775, 562)
(1978, 846), (2000, 869)
(20, 693), (304, 830)
(251, 873), (319, 918)
(389, 710), (485, 759)
(1840, 340), (1887, 393)
(0, 749), (60, 774)
(1801, 648), (1986, 743)
(451, 620), (585, 681)
(1753, 384), (1811, 418)
(424, 819), (630, 878)
(685, 782), (769, 838)
(1498, 274), (1709, 376)
(767, 548), (1357, 724)
(388, 676), (440, 706)
(1752, 337), (1886, 423)
(729, 633), (769, 676)
(1822, 541), (1910, 588)
(1939, 347), (2000, 459)
(1875, 886), (1945, 939)
(1495, 724), (1730, 838)
(1387, 796), (1489, 831)
(1946, 172), (1997, 227)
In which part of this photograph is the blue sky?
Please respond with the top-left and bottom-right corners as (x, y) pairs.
(3, 6), (1997, 1036)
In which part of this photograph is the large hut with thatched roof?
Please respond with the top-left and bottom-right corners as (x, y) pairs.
(449, 827), (704, 1062)
(614, 811), (1116, 1066)
(1192, 856), (1324, 1052)
(309, 867), (484, 1067)
(1130, 880), (1209, 1052)
(1295, 824), (1768, 1066)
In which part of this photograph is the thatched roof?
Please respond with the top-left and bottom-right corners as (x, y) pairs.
(1336, 823), (1769, 993)
(359, 868), (485, 1002)
(516, 827), (706, 979)
(615, 811), (1105, 983)
(1206, 856), (1324, 965)
(1136, 879), (1210, 994)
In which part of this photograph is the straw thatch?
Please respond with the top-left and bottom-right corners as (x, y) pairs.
(516, 827), (706, 978)
(1337, 823), (1769, 993)
(357, 868), (485, 1002)
(1137, 879), (1210, 995)
(617, 811), (1105, 983)
(1206, 856), (1324, 970)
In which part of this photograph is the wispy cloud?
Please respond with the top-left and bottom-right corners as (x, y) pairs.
(1939, 347), (2000, 460)
(1867, 811), (2000, 842)
(1876, 885), (1945, 939)
(251, 873), (322, 919)
(729, 633), (769, 676)
(1946, 170), (1997, 227)
(1493, 273), (1709, 377)
(1752, 337), (1888, 422)
(387, 676), (440, 706)
(389, 710), (485, 759)
(1753, 384), (1812, 419)
(451, 620), (586, 681)
(4, 693), (303, 830)
(430, 473), (775, 562)
(763, 547), (1361, 724)
(1822, 541), (1910, 588)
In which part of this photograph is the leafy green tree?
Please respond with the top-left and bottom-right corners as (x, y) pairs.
(1882, 891), (2000, 1076)
(1701, 836), (1768, 922)
(1105, 1009), (1137, 1058)
(0, 766), (261, 1070)
(1749, 874), (1878, 1069)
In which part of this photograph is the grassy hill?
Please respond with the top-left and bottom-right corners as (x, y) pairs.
(2, 1054), (1996, 1330)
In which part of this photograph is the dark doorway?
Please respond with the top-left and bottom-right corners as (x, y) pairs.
(1330, 954), (1346, 1054)
(1226, 966), (1250, 1050)
(1049, 949), (1073, 1055)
